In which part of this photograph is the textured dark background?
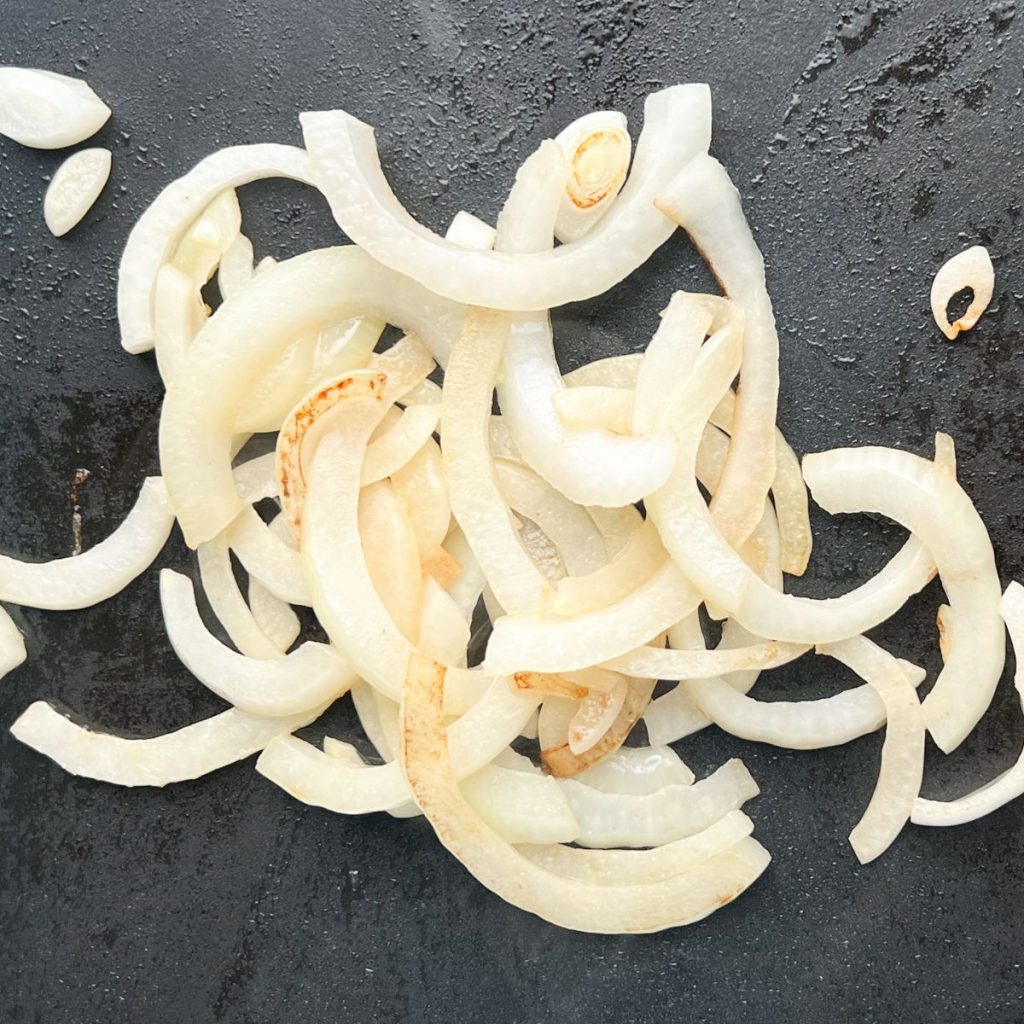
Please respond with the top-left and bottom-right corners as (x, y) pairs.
(2, 1), (1024, 1021)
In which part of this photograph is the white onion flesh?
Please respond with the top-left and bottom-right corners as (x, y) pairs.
(803, 446), (1003, 753)
(930, 245), (994, 340)
(575, 745), (695, 793)
(119, 144), (315, 354)
(301, 85), (711, 311)
(0, 606), (27, 681)
(161, 569), (354, 716)
(400, 655), (770, 933)
(11, 701), (322, 787)
(0, 68), (110, 148)
(44, 147), (112, 237)
(0, 478), (173, 610)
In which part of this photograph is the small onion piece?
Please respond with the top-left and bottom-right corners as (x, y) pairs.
(601, 639), (809, 680)
(444, 210), (496, 250)
(553, 110), (631, 243)
(217, 231), (256, 299)
(300, 84), (711, 311)
(10, 701), (323, 787)
(43, 147), (111, 237)
(930, 246), (994, 340)
(0, 478), (173, 610)
(575, 746), (695, 793)
(567, 679), (628, 755)
(227, 506), (312, 607)
(0, 607), (27, 681)
(392, 439), (451, 557)
(361, 404), (441, 485)
(119, 144), (315, 354)
(912, 582), (1024, 826)
(0, 68), (110, 148)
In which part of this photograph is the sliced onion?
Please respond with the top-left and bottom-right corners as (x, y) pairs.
(301, 85), (711, 311)
(160, 246), (461, 548)
(227, 506), (312, 607)
(552, 385), (633, 434)
(161, 569), (354, 716)
(563, 353), (642, 389)
(0, 477), (173, 610)
(257, 674), (537, 812)
(11, 701), (322, 787)
(0, 68), (110, 148)
(248, 576), (300, 654)
(391, 439), (451, 557)
(820, 636), (925, 863)
(553, 111), (631, 243)
(486, 559), (699, 674)
(399, 655), (769, 933)
(119, 144), (314, 354)
(647, 327), (938, 648)
(601, 639), (809, 680)
(803, 446), (1003, 753)
(43, 147), (111, 237)
(575, 745), (695, 793)
(417, 575), (470, 664)
(444, 210), (496, 250)
(542, 678), (655, 777)
(197, 531), (282, 659)
(930, 245), (994, 340)
(559, 758), (759, 848)
(656, 154), (780, 548)
(217, 231), (256, 299)
(0, 606), (27, 680)
(361, 404), (440, 484)
(460, 764), (580, 843)
(517, 809), (752, 884)
(567, 679), (628, 754)
(913, 581), (1024, 826)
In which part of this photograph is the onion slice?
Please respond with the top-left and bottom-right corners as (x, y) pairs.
(912, 582), (1024, 826)
(930, 246), (994, 340)
(656, 154), (780, 548)
(43, 147), (112, 237)
(400, 654), (770, 933)
(0, 68), (110, 148)
(119, 144), (315, 354)
(820, 636), (925, 863)
(0, 607), (27, 680)
(10, 701), (323, 787)
(0, 478), (173, 610)
(161, 569), (355, 716)
(803, 446), (1003, 753)
(300, 84), (711, 311)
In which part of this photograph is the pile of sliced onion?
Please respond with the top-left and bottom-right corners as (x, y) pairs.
(2, 76), (1017, 936)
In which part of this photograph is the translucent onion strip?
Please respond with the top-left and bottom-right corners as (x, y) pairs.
(11, 701), (323, 787)
(119, 144), (315, 354)
(656, 153), (780, 549)
(301, 85), (711, 311)
(820, 636), (925, 863)
(161, 569), (354, 716)
(803, 446), (1004, 754)
(0, 478), (174, 610)
(913, 582), (1024, 826)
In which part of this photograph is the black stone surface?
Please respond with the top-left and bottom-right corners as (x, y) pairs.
(1, 1), (1023, 1021)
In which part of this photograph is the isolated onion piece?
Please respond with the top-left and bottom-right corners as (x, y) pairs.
(0, 477), (173, 610)
(119, 144), (315, 354)
(0, 607), (27, 681)
(0, 67), (110, 148)
(43, 147), (112, 237)
(10, 702), (324, 787)
(930, 245), (994, 340)
(553, 110), (631, 243)
(301, 84), (711, 311)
